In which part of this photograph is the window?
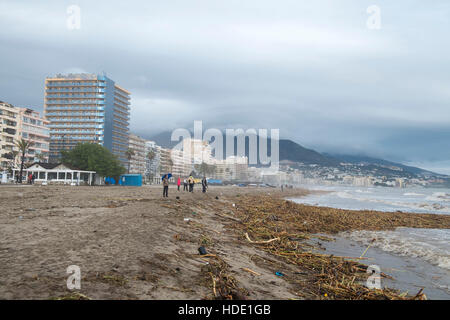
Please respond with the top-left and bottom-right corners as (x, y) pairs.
(48, 172), (57, 180)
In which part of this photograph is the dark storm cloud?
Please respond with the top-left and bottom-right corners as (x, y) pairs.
(0, 0), (449, 173)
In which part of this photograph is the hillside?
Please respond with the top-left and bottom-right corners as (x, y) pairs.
(147, 131), (440, 177)
(149, 131), (338, 166)
(329, 154), (443, 177)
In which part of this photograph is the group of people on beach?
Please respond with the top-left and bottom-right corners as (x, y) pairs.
(162, 175), (208, 197)
(14, 173), (35, 184)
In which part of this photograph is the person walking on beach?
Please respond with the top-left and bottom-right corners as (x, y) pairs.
(188, 175), (194, 193)
(162, 176), (169, 197)
(183, 179), (188, 191)
(177, 177), (181, 191)
(202, 176), (208, 193)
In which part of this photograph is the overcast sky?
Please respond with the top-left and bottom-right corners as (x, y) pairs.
(1, 1), (449, 173)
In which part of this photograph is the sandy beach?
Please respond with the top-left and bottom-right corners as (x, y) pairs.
(1, 184), (449, 300)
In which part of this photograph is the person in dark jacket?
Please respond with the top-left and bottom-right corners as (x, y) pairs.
(188, 176), (194, 192)
(162, 176), (169, 197)
(202, 177), (208, 193)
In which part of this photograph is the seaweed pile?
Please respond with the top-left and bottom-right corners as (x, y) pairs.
(231, 195), (440, 300)
(236, 196), (450, 235)
(200, 254), (249, 300)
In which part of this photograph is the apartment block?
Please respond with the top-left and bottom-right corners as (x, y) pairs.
(128, 133), (146, 175)
(18, 108), (50, 163)
(182, 138), (212, 165)
(159, 148), (172, 174)
(0, 101), (19, 170)
(44, 73), (130, 165)
(170, 148), (192, 177)
(213, 156), (248, 181)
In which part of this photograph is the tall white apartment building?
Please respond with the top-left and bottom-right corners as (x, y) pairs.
(18, 108), (50, 163)
(128, 133), (146, 175)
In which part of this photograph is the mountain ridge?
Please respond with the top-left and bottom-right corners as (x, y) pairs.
(146, 131), (445, 177)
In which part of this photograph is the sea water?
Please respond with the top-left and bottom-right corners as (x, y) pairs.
(293, 185), (450, 214)
(290, 185), (450, 299)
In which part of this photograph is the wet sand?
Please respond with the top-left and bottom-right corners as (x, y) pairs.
(0, 185), (307, 300)
(1, 184), (449, 300)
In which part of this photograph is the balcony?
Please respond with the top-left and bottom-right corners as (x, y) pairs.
(46, 94), (105, 99)
(2, 128), (16, 135)
(47, 88), (105, 93)
(46, 81), (100, 87)
(48, 124), (104, 129)
(46, 106), (105, 112)
(45, 100), (105, 105)
(50, 135), (101, 141)
(45, 118), (105, 123)
(50, 130), (103, 135)
(46, 112), (105, 117)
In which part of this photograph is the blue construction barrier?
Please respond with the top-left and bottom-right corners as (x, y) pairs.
(105, 177), (116, 185)
(207, 179), (223, 185)
(119, 174), (143, 187)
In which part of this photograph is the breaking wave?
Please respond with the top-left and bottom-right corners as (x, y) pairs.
(331, 189), (450, 214)
(342, 228), (450, 271)
(426, 192), (450, 202)
(403, 192), (425, 196)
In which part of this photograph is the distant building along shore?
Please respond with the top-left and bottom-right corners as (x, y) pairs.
(1, 101), (50, 171)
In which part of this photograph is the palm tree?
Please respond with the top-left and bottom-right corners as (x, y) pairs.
(146, 150), (156, 183)
(4, 150), (19, 173)
(199, 162), (208, 176)
(15, 139), (33, 184)
(208, 164), (217, 178)
(36, 153), (47, 163)
(9, 150), (19, 166)
(157, 164), (163, 177)
(147, 150), (155, 161)
(125, 148), (135, 173)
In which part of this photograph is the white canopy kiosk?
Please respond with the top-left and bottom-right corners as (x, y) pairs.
(12, 163), (96, 185)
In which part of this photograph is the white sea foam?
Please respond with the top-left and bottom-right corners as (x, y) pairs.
(318, 187), (450, 214)
(403, 192), (425, 196)
(342, 228), (450, 271)
(355, 189), (373, 194)
(426, 192), (450, 202)
(336, 191), (353, 199)
(293, 186), (450, 295)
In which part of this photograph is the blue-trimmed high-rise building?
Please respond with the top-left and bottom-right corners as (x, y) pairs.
(44, 73), (130, 165)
